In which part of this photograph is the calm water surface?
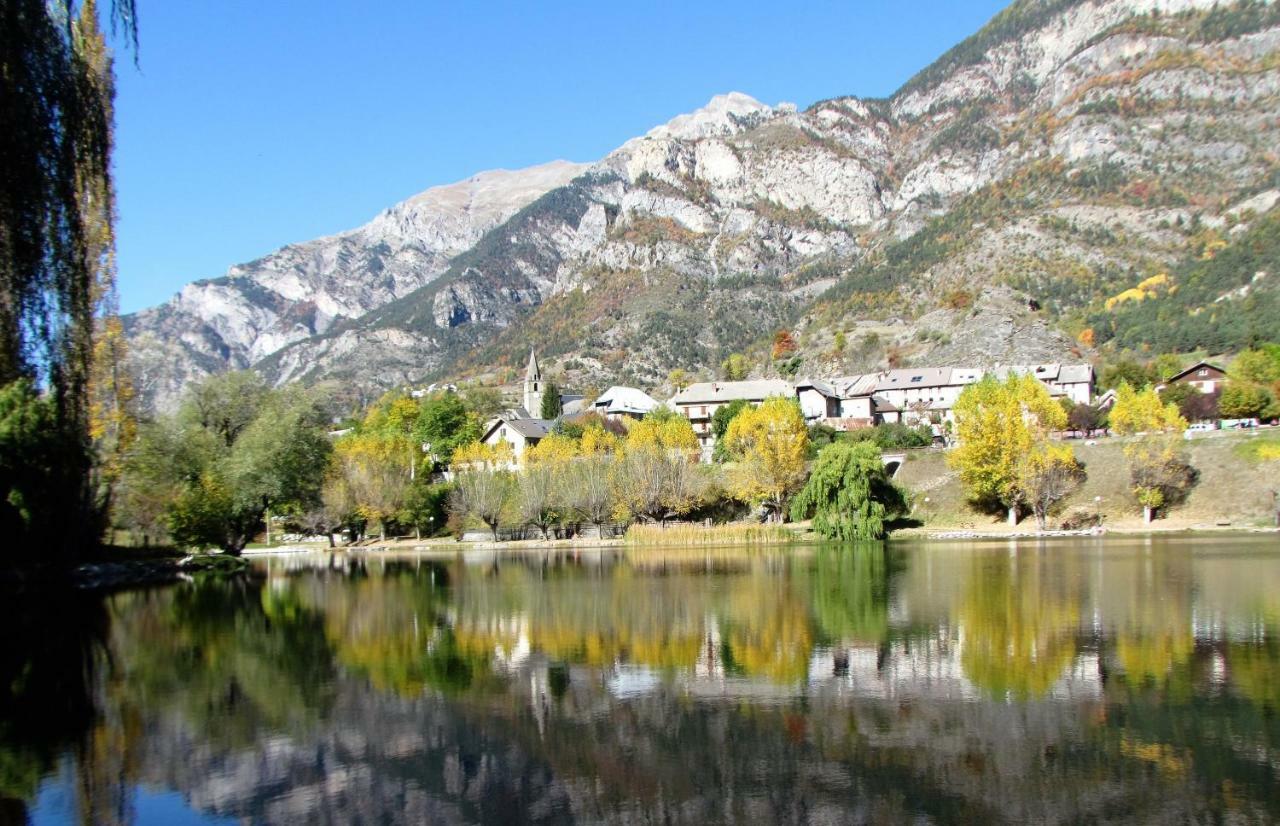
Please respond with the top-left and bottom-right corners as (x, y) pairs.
(3, 535), (1280, 824)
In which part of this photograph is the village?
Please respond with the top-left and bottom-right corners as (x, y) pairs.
(481, 349), (1204, 465)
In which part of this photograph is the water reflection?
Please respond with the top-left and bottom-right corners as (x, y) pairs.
(3, 536), (1280, 823)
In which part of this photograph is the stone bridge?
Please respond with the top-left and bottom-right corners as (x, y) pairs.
(883, 452), (906, 478)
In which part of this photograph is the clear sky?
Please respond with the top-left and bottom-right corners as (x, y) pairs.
(112, 0), (1009, 313)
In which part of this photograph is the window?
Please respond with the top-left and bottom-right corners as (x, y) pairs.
(910, 376), (923, 383)
(1198, 368), (1208, 376)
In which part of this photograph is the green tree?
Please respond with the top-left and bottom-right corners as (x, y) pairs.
(120, 379), (333, 554)
(710, 398), (749, 462)
(540, 379), (562, 419)
(1219, 382), (1271, 419)
(790, 442), (907, 541)
(1230, 349), (1280, 385)
(414, 391), (479, 468)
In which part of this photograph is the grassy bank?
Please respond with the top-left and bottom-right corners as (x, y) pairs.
(898, 431), (1280, 532)
(624, 523), (798, 547)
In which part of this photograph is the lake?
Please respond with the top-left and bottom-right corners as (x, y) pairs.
(4, 535), (1279, 824)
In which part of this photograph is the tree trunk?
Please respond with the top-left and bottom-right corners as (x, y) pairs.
(1143, 505), (1154, 524)
(327, 532), (336, 549)
(1007, 505), (1018, 526)
(489, 521), (500, 542)
(1035, 509), (1047, 532)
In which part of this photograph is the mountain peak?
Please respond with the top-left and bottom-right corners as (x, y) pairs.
(644, 91), (774, 141)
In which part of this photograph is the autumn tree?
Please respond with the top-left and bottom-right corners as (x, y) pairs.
(722, 396), (809, 521)
(612, 411), (703, 524)
(790, 442), (906, 540)
(1017, 443), (1084, 531)
(565, 453), (616, 534)
(450, 465), (515, 541)
(721, 353), (750, 381)
(517, 462), (559, 540)
(948, 374), (1068, 525)
(1109, 383), (1192, 522)
(448, 442), (516, 540)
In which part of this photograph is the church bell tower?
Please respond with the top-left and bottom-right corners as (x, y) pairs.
(523, 349), (543, 416)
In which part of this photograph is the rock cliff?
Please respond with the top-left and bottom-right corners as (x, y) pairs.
(127, 0), (1280, 408)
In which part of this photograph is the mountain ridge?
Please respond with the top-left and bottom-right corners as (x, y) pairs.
(126, 0), (1280, 409)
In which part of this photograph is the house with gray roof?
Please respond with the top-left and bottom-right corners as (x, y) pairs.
(480, 411), (551, 465)
(669, 379), (795, 460)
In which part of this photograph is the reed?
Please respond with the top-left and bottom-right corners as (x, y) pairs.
(624, 522), (797, 547)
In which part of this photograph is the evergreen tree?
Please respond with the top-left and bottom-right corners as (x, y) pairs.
(540, 380), (562, 419)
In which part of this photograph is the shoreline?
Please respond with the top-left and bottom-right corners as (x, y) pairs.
(240, 522), (1280, 556)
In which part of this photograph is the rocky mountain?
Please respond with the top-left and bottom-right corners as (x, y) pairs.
(123, 160), (588, 411)
(127, 0), (1280, 409)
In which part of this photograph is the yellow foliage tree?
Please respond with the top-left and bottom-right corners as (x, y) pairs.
(330, 433), (412, 540)
(1108, 383), (1186, 436)
(451, 440), (514, 469)
(949, 374), (1067, 525)
(722, 396), (809, 521)
(580, 423), (621, 455)
(526, 432), (579, 465)
(624, 412), (699, 456)
(1110, 383), (1190, 522)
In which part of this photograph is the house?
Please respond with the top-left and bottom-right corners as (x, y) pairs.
(670, 379), (795, 460)
(995, 363), (1095, 405)
(1163, 361), (1227, 394)
(865, 368), (978, 423)
(590, 386), (661, 421)
(480, 411), (550, 464)
(798, 376), (900, 429)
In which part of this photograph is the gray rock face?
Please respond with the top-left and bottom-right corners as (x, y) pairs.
(124, 160), (588, 411)
(126, 0), (1280, 407)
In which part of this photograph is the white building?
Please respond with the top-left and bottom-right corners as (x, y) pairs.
(479, 412), (550, 464)
(670, 379), (795, 460)
(590, 386), (661, 421)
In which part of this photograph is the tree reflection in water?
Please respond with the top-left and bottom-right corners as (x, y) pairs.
(3, 538), (1280, 823)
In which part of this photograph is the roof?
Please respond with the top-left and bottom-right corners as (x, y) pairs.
(1165, 361), (1227, 383)
(1056, 364), (1094, 384)
(794, 378), (837, 397)
(869, 368), (954, 391)
(525, 349), (541, 382)
(871, 395), (900, 413)
(592, 385), (660, 414)
(833, 374), (880, 397)
(670, 379), (795, 405)
(482, 412), (551, 442)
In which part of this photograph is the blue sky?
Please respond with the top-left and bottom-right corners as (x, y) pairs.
(112, 0), (1009, 313)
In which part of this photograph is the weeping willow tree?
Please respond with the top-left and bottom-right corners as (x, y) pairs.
(0, 0), (137, 564)
(789, 441), (908, 541)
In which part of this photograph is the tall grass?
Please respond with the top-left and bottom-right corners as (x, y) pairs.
(624, 522), (797, 547)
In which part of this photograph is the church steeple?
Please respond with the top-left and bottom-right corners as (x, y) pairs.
(523, 349), (543, 416)
(525, 348), (541, 383)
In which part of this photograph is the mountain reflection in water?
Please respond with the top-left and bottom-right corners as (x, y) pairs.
(3, 536), (1280, 824)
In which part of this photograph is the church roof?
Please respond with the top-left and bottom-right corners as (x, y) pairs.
(525, 349), (541, 381)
